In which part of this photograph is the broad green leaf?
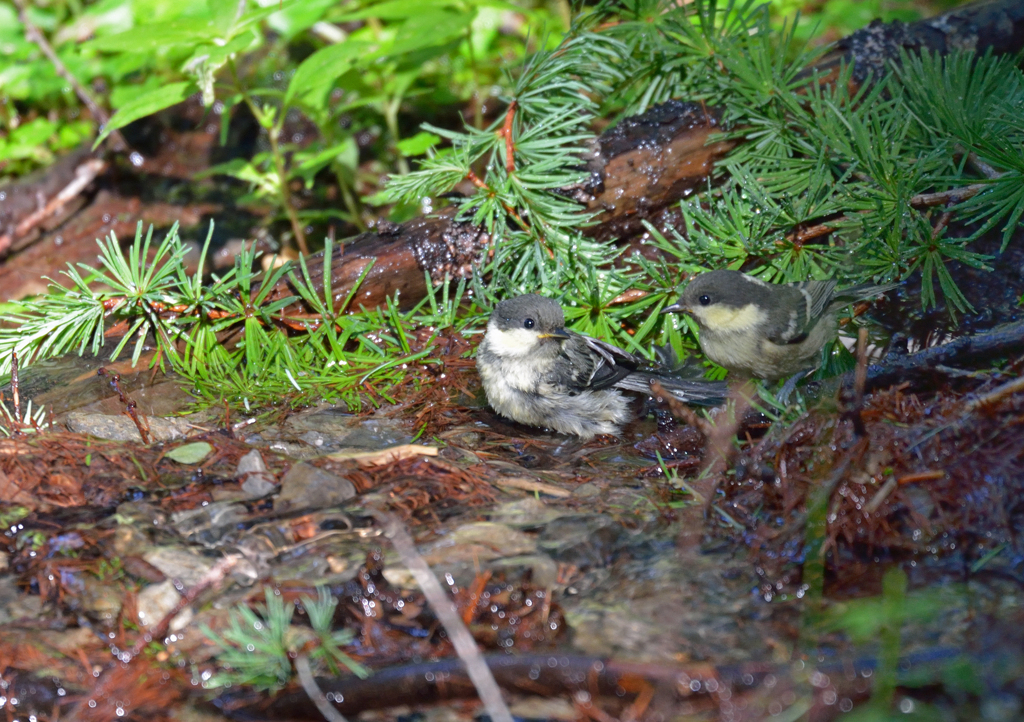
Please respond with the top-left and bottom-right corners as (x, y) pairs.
(267, 0), (336, 39)
(333, 0), (522, 22)
(381, 9), (474, 58)
(165, 441), (214, 464)
(94, 82), (195, 148)
(89, 21), (216, 52)
(294, 138), (358, 186)
(396, 131), (441, 156)
(284, 41), (368, 108)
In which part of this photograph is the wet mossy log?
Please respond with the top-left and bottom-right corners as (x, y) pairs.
(265, 0), (1024, 314)
(857, 319), (1024, 392)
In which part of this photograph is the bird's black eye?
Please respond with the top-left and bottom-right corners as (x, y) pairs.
(524, 318), (535, 329)
(698, 294), (711, 306)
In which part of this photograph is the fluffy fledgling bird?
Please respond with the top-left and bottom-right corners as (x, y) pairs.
(663, 269), (896, 381)
(476, 294), (725, 439)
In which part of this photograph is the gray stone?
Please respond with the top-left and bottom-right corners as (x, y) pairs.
(298, 430), (326, 447)
(171, 501), (248, 546)
(419, 522), (537, 565)
(275, 462), (357, 513)
(489, 498), (566, 528)
(0, 576), (42, 624)
(143, 547), (214, 586)
(241, 474), (277, 499)
(235, 449), (267, 475)
(283, 407), (410, 450)
(137, 579), (193, 630)
(572, 482), (603, 498)
(65, 411), (192, 442)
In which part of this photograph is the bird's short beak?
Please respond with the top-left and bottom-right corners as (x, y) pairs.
(662, 301), (687, 314)
(537, 328), (571, 340)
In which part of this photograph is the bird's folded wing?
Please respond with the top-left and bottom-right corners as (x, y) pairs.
(579, 335), (725, 404)
(615, 372), (726, 405)
(579, 335), (642, 391)
(770, 280), (838, 344)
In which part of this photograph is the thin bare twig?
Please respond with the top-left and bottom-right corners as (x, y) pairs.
(296, 655), (351, 722)
(966, 151), (1003, 180)
(846, 327), (870, 437)
(965, 373), (1024, 412)
(374, 511), (514, 722)
(12, 0), (128, 152)
(701, 381), (754, 513)
(787, 153), (1006, 246)
(0, 158), (107, 257)
(494, 476), (571, 497)
(96, 368), (151, 444)
(10, 351), (21, 426)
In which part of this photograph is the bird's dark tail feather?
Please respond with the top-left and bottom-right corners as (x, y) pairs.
(833, 282), (900, 305)
(617, 373), (726, 405)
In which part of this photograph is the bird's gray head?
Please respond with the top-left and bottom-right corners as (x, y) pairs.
(665, 270), (771, 332)
(485, 294), (568, 358)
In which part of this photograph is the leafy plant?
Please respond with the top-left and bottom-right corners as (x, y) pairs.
(2, 0), (565, 251)
(202, 586), (367, 693)
(0, 221), (445, 410)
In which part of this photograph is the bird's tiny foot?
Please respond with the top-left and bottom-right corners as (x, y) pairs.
(776, 371), (811, 405)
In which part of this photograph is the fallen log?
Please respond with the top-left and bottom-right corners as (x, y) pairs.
(858, 319), (1024, 393)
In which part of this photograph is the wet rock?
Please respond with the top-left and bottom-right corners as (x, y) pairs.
(120, 555), (167, 583)
(298, 430), (326, 448)
(65, 411), (192, 442)
(489, 554), (559, 589)
(66, 575), (123, 622)
(236, 449), (267, 475)
(241, 475), (277, 499)
(114, 500), (167, 528)
(572, 482), (603, 498)
(282, 407), (411, 450)
(269, 554), (331, 583)
(441, 429), (484, 448)
(537, 515), (637, 569)
(137, 579), (193, 631)
(275, 462), (356, 513)
(0, 576), (43, 624)
(488, 498), (566, 528)
(562, 552), (762, 663)
(143, 547), (214, 586)
(266, 440), (312, 457)
(171, 501), (248, 546)
(419, 522), (537, 565)
(236, 449), (278, 499)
